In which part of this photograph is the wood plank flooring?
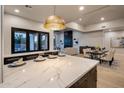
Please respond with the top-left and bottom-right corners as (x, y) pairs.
(97, 54), (124, 88)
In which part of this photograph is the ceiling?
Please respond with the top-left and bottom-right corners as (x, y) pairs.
(4, 5), (124, 26)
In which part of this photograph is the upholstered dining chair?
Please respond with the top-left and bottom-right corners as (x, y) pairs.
(64, 47), (78, 56)
(100, 48), (115, 66)
(83, 48), (91, 58)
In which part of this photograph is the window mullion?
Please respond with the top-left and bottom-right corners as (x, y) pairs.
(27, 31), (29, 52)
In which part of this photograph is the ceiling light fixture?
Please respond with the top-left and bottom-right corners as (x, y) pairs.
(14, 9), (20, 13)
(79, 6), (84, 11)
(109, 29), (112, 31)
(101, 17), (105, 21)
(44, 6), (65, 31)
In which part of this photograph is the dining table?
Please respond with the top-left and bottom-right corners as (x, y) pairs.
(87, 50), (108, 60)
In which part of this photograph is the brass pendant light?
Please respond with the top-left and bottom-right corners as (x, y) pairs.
(44, 6), (65, 30)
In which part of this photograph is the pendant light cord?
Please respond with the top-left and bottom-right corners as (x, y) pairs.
(54, 5), (56, 15)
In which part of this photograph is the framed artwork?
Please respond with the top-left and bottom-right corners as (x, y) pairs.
(111, 37), (124, 48)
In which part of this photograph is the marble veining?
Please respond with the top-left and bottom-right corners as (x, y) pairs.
(0, 55), (99, 88)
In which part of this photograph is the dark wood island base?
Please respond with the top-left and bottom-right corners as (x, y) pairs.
(70, 66), (97, 88)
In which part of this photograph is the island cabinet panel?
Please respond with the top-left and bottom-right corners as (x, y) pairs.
(70, 66), (97, 88)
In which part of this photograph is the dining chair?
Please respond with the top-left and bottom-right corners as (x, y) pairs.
(64, 47), (78, 56)
(100, 48), (115, 66)
(83, 48), (91, 58)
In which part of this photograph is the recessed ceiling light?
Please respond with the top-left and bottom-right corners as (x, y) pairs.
(79, 18), (82, 21)
(109, 29), (112, 31)
(79, 6), (84, 11)
(14, 9), (20, 13)
(101, 17), (105, 21)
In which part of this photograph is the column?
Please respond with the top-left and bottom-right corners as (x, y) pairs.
(0, 5), (3, 83)
(49, 30), (54, 50)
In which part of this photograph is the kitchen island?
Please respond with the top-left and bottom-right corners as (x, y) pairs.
(0, 55), (99, 88)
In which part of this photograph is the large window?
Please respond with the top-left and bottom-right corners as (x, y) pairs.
(40, 33), (49, 50)
(14, 31), (27, 52)
(29, 33), (39, 51)
(12, 27), (49, 54)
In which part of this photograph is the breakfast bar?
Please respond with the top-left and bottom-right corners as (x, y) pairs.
(0, 55), (99, 88)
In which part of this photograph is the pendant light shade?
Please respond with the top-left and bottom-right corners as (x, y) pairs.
(44, 6), (65, 30)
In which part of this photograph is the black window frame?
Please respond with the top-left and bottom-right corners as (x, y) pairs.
(11, 27), (49, 54)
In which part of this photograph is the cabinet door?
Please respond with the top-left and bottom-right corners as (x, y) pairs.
(78, 78), (88, 88)
(70, 73), (88, 88)
(70, 66), (97, 88)
(88, 67), (97, 88)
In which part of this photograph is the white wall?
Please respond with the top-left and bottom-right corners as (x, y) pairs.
(104, 30), (124, 54)
(73, 31), (83, 52)
(80, 18), (124, 55)
(55, 30), (121, 54)
(54, 31), (64, 49)
(78, 30), (124, 55)
(80, 31), (104, 48)
(4, 14), (54, 57)
(0, 6), (2, 83)
(54, 30), (82, 53)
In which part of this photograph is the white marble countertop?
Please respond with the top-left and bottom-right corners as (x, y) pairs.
(0, 55), (99, 88)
